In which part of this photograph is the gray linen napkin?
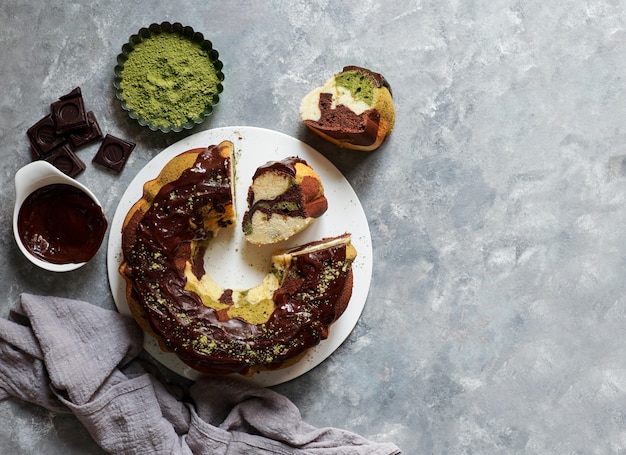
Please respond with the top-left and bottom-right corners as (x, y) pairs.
(0, 293), (401, 454)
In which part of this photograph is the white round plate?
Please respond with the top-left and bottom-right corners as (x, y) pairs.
(107, 126), (372, 387)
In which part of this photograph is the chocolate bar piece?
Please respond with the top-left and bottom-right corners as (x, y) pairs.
(92, 134), (135, 173)
(51, 87), (89, 133)
(44, 143), (86, 177)
(68, 111), (103, 149)
(59, 87), (82, 101)
(27, 114), (67, 158)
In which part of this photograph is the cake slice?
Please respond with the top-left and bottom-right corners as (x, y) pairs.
(300, 66), (396, 151)
(242, 156), (328, 245)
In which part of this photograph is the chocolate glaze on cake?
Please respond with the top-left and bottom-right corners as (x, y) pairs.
(182, 235), (354, 375)
(120, 142), (355, 375)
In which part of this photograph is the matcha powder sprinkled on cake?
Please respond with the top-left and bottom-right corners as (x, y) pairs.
(120, 32), (222, 130)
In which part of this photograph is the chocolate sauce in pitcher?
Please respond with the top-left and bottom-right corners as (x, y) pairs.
(17, 183), (107, 264)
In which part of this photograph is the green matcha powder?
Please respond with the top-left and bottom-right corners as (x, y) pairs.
(120, 32), (221, 129)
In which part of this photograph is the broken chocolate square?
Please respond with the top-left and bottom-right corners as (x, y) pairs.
(51, 87), (89, 133)
(68, 111), (103, 149)
(27, 114), (67, 158)
(92, 134), (135, 173)
(44, 143), (86, 177)
(59, 87), (83, 100)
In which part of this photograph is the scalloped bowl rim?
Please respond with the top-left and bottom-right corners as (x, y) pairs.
(113, 21), (224, 133)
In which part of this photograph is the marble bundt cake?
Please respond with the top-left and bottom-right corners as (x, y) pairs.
(119, 140), (356, 375)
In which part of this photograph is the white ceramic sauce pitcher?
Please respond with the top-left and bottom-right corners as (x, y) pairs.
(13, 161), (105, 272)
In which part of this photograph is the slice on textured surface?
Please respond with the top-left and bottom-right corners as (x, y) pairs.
(300, 66), (396, 151)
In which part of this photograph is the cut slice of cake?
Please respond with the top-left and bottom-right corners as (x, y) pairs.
(300, 66), (396, 151)
(242, 156), (328, 245)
